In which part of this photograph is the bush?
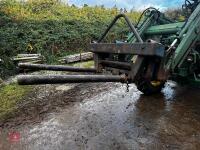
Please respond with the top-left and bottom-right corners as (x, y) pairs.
(0, 0), (140, 55)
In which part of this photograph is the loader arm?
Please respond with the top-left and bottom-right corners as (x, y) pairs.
(164, 0), (200, 85)
(171, 2), (200, 70)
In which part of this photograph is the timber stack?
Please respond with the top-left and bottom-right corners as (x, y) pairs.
(59, 52), (93, 64)
(12, 54), (45, 65)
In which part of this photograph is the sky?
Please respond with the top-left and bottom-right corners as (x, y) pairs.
(66, 0), (185, 11)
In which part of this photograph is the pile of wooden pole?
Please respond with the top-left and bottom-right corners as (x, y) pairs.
(12, 54), (45, 64)
(59, 52), (93, 64)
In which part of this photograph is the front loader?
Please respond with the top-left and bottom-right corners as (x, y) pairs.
(17, 0), (200, 95)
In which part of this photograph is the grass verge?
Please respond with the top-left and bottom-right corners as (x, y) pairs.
(0, 83), (32, 121)
(73, 60), (94, 68)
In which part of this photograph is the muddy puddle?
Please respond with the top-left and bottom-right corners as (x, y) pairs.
(1, 81), (200, 150)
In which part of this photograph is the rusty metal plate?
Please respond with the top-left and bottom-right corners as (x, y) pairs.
(90, 43), (165, 57)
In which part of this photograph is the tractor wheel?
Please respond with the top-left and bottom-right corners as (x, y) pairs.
(136, 79), (165, 95)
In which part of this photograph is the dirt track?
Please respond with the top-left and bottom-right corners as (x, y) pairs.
(1, 81), (200, 150)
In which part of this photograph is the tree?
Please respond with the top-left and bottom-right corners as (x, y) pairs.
(165, 8), (185, 21)
(83, 4), (88, 7)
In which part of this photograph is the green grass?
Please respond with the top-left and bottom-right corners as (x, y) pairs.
(0, 83), (32, 120)
(73, 60), (94, 68)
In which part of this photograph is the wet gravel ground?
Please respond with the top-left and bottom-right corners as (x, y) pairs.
(1, 81), (200, 150)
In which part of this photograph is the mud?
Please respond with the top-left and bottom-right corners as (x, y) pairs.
(1, 81), (200, 150)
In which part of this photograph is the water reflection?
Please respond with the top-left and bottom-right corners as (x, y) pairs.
(162, 81), (177, 101)
(134, 81), (200, 149)
(1, 82), (200, 150)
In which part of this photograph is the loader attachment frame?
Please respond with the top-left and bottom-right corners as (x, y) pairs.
(17, 0), (200, 95)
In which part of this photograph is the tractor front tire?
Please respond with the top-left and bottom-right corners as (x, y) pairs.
(136, 79), (165, 95)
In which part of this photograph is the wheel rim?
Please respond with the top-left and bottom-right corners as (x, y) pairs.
(150, 81), (161, 87)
